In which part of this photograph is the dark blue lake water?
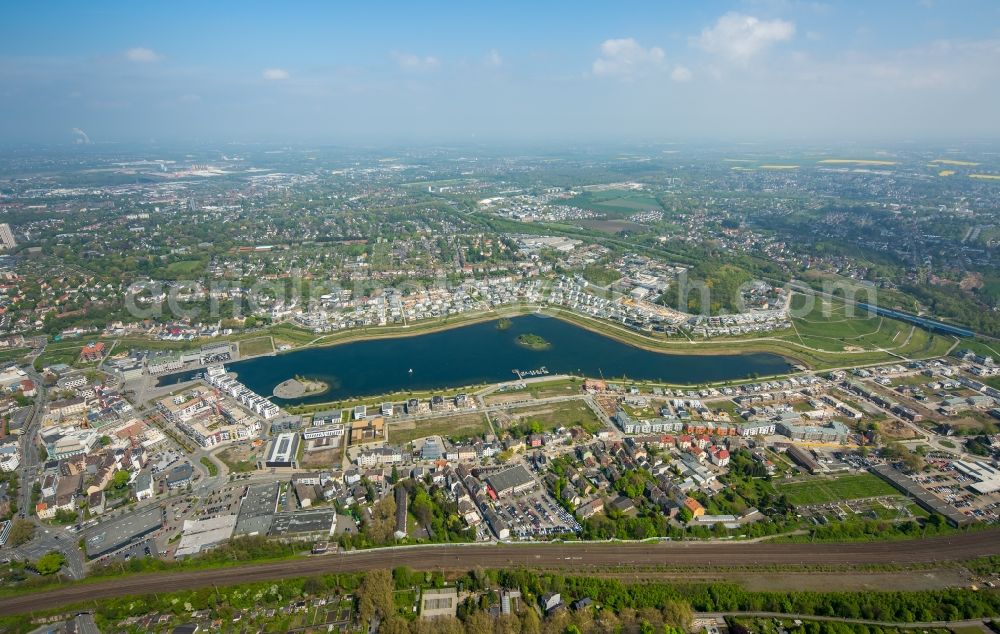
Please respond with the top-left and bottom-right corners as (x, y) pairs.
(158, 315), (791, 404)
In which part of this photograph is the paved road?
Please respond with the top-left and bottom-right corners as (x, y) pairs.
(10, 362), (87, 580)
(1, 529), (997, 615)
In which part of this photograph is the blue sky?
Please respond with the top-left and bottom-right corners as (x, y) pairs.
(2, 0), (999, 144)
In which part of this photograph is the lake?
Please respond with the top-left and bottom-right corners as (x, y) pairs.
(158, 314), (792, 405)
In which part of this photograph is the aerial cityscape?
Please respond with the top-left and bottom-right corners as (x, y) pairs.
(1, 1), (1000, 633)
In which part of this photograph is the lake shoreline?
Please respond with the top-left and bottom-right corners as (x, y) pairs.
(264, 305), (810, 366)
(218, 315), (793, 406)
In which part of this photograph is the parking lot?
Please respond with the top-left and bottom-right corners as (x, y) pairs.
(109, 538), (157, 564)
(917, 461), (1000, 522)
(190, 484), (246, 521)
(491, 489), (581, 539)
(149, 447), (185, 474)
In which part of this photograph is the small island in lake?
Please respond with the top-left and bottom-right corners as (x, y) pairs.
(496, 317), (512, 330)
(516, 333), (552, 350)
(273, 375), (329, 398)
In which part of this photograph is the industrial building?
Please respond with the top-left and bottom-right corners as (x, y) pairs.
(870, 464), (972, 527)
(84, 506), (163, 558)
(785, 445), (820, 474)
(234, 482), (280, 536)
(174, 514), (238, 558)
(951, 460), (1000, 495)
(485, 465), (536, 498)
(268, 509), (337, 541)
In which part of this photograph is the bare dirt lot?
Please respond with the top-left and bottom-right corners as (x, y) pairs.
(217, 442), (261, 473)
(300, 446), (340, 469)
(880, 419), (920, 440)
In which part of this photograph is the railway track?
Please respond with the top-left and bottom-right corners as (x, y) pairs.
(2, 529), (998, 615)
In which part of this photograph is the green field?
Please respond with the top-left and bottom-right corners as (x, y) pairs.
(775, 473), (899, 506)
(955, 337), (1000, 360)
(33, 343), (86, 370)
(783, 294), (914, 352)
(0, 348), (30, 364)
(164, 259), (205, 277)
(560, 190), (663, 216)
(238, 336), (274, 357)
(389, 412), (490, 445)
(268, 323), (318, 346)
(217, 446), (260, 473)
(507, 399), (604, 434)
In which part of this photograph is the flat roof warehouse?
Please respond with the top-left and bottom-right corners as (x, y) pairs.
(485, 465), (536, 498)
(269, 508), (336, 540)
(234, 482), (280, 536)
(870, 464), (972, 527)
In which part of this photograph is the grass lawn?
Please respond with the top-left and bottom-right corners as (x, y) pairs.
(164, 259), (205, 277)
(106, 337), (204, 352)
(560, 190), (663, 216)
(711, 399), (741, 417)
(0, 348), (30, 364)
(199, 456), (219, 477)
(506, 399), (604, 433)
(775, 473), (899, 506)
(238, 336), (274, 357)
(390, 412), (490, 445)
(33, 344), (86, 370)
(267, 323), (317, 347)
(784, 293), (912, 352)
(888, 373), (933, 387)
(957, 338), (1000, 360)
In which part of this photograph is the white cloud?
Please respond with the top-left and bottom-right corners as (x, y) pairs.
(592, 38), (665, 78)
(392, 52), (440, 71)
(485, 49), (503, 67)
(671, 65), (693, 82)
(696, 12), (795, 64)
(262, 68), (290, 81)
(124, 47), (163, 63)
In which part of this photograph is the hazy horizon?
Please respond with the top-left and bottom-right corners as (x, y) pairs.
(3, 0), (1000, 145)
